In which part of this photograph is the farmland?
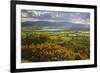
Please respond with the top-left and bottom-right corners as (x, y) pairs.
(21, 31), (90, 63)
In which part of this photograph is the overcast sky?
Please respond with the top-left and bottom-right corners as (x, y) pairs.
(21, 10), (90, 24)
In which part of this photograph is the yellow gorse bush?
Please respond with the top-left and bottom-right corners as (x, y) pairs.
(22, 43), (84, 62)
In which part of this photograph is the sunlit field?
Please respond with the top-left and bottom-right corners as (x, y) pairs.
(21, 31), (90, 63)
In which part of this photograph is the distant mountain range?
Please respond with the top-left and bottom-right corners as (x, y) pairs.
(21, 21), (90, 31)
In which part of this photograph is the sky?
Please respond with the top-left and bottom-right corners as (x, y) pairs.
(21, 10), (90, 25)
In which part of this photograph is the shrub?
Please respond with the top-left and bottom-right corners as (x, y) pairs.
(21, 46), (33, 61)
(21, 32), (49, 45)
(21, 43), (84, 62)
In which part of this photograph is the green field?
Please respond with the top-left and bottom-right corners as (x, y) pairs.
(21, 31), (90, 63)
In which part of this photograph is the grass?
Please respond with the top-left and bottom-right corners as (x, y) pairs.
(21, 31), (90, 63)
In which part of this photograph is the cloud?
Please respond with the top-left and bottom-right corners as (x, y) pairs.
(68, 13), (90, 24)
(21, 10), (90, 24)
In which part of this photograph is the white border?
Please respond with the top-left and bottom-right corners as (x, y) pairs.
(16, 5), (94, 69)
